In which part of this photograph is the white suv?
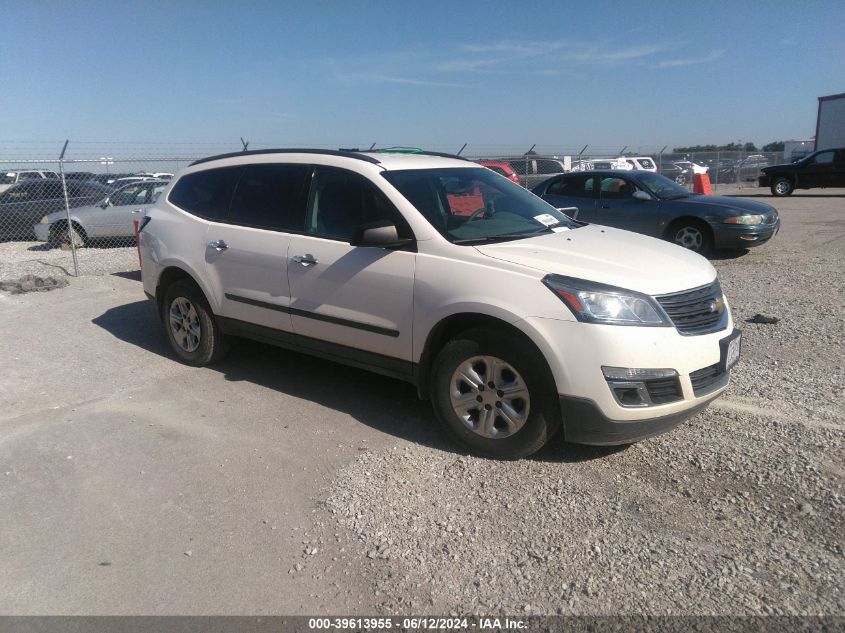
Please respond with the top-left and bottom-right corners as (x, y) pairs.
(139, 149), (741, 458)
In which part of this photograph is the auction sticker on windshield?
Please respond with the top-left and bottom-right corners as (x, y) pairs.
(533, 213), (559, 226)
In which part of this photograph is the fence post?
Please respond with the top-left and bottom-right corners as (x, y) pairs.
(58, 139), (79, 277)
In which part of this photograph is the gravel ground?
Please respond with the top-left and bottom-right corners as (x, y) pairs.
(0, 240), (138, 278)
(318, 192), (845, 616)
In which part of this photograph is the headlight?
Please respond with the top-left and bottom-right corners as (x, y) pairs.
(724, 214), (763, 225)
(542, 275), (671, 326)
(39, 216), (50, 224)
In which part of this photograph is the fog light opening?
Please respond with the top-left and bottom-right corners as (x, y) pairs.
(614, 387), (645, 407)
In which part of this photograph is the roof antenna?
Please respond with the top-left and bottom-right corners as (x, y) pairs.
(368, 142), (376, 150)
(240, 137), (249, 152)
(456, 143), (467, 156)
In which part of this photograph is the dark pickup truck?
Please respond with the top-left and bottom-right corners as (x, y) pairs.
(759, 148), (845, 196)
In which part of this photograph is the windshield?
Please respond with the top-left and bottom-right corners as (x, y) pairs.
(635, 172), (690, 199)
(382, 167), (577, 243)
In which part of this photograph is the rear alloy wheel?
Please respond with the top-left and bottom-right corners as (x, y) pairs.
(771, 177), (793, 197)
(671, 221), (711, 254)
(431, 328), (559, 459)
(163, 280), (229, 366)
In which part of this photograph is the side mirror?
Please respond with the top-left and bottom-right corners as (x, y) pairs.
(350, 220), (413, 249)
(632, 191), (651, 201)
(99, 197), (110, 209)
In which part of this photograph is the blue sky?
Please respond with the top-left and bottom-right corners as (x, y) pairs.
(1, 0), (843, 152)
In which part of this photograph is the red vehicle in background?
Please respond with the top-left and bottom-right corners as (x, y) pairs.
(475, 159), (522, 186)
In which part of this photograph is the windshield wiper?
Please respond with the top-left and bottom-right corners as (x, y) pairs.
(452, 227), (552, 244)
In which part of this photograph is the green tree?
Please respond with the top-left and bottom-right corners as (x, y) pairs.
(762, 141), (785, 152)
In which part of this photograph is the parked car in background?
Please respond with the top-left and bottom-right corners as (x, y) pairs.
(0, 169), (60, 194)
(502, 156), (569, 189)
(88, 173), (136, 187)
(110, 176), (158, 189)
(532, 170), (779, 254)
(759, 148), (845, 196)
(674, 160), (709, 175)
(136, 172), (173, 179)
(0, 180), (109, 239)
(735, 155), (770, 182)
(64, 171), (96, 180)
(657, 162), (691, 185)
(34, 180), (168, 247)
(141, 148), (740, 458)
(625, 157), (657, 172)
(475, 160), (521, 185)
(591, 157), (632, 170)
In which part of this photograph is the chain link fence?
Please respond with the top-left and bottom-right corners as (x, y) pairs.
(0, 141), (786, 280)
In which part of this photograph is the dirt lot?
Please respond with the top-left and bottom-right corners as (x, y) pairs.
(0, 189), (843, 615)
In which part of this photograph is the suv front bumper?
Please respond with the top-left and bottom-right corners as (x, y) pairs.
(559, 394), (717, 445)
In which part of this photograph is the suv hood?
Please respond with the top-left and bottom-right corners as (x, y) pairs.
(474, 225), (716, 296)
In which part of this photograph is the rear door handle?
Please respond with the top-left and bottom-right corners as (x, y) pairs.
(292, 254), (317, 267)
(207, 240), (228, 252)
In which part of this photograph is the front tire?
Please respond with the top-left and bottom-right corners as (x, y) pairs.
(50, 223), (86, 249)
(162, 280), (229, 366)
(669, 219), (712, 254)
(771, 177), (793, 196)
(430, 328), (560, 459)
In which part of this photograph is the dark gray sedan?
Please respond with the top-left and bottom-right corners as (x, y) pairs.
(532, 170), (780, 253)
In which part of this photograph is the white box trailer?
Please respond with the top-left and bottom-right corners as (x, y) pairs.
(815, 92), (845, 151)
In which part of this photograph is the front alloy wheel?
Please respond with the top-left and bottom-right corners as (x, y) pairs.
(450, 355), (530, 439)
(431, 328), (560, 459)
(674, 225), (704, 251)
(771, 177), (793, 196)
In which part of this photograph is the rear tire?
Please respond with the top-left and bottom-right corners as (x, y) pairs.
(770, 177), (793, 196)
(162, 279), (229, 366)
(430, 328), (560, 459)
(50, 223), (86, 249)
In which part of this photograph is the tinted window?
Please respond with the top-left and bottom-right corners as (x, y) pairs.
(168, 167), (242, 220)
(228, 164), (310, 231)
(812, 151), (835, 165)
(307, 167), (409, 241)
(507, 160), (528, 175)
(487, 166), (506, 177)
(546, 175), (594, 198)
(638, 158), (655, 169)
(535, 160), (564, 174)
(19, 172), (42, 181)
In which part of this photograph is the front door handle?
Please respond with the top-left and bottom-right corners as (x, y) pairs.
(207, 240), (228, 252)
(131, 208), (143, 214)
(292, 254), (318, 267)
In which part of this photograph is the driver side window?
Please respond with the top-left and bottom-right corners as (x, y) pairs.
(306, 167), (410, 241)
(599, 177), (637, 200)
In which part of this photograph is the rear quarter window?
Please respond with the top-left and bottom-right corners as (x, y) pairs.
(168, 167), (242, 220)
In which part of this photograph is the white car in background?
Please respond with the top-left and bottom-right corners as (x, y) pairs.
(138, 148), (740, 459)
(591, 157), (632, 170)
(34, 180), (167, 247)
(625, 157), (658, 172)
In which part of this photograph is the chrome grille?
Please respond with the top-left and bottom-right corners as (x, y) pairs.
(655, 280), (726, 335)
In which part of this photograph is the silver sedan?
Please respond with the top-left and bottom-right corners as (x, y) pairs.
(34, 180), (167, 247)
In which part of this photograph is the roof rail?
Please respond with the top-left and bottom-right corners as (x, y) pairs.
(189, 148), (382, 167)
(368, 147), (472, 162)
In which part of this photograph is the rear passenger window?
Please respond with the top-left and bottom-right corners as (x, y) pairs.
(168, 167), (242, 220)
(227, 164), (310, 231)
